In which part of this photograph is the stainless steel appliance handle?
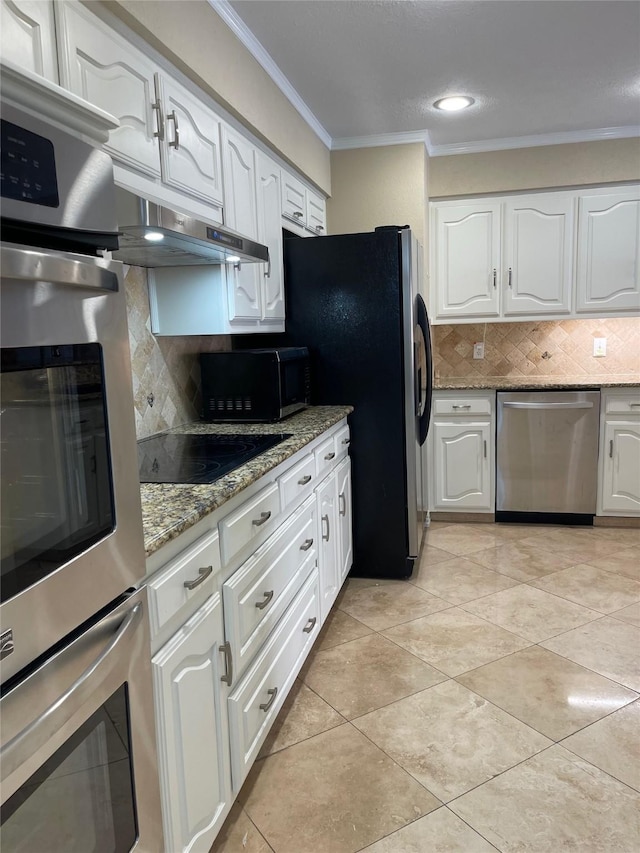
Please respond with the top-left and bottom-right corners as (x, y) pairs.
(0, 604), (142, 780)
(167, 110), (180, 149)
(502, 401), (594, 410)
(1, 245), (118, 292)
(183, 565), (213, 590)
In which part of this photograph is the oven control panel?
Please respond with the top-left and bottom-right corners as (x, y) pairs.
(1, 119), (59, 207)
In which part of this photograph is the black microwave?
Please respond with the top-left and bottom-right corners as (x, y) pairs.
(200, 347), (310, 422)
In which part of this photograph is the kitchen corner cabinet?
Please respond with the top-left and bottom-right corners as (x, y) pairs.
(281, 169), (327, 236)
(430, 392), (495, 512)
(1, 0), (58, 82)
(597, 389), (640, 516)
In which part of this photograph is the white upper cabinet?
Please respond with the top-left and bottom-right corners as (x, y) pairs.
(281, 168), (327, 236)
(255, 150), (285, 322)
(1, 0), (58, 82)
(503, 194), (573, 316)
(56, 0), (161, 178)
(433, 201), (501, 319)
(576, 189), (640, 314)
(306, 189), (327, 235)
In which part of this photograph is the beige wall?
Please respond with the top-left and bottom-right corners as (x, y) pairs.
(429, 137), (640, 198)
(100, 0), (331, 194)
(328, 143), (428, 245)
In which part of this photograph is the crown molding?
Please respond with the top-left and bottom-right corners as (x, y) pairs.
(208, 0), (332, 149)
(332, 129), (434, 154)
(427, 125), (640, 156)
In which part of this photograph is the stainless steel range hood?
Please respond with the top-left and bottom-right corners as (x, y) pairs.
(113, 189), (269, 268)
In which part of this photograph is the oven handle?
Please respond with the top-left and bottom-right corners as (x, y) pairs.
(0, 604), (142, 780)
(502, 401), (594, 410)
(1, 245), (119, 292)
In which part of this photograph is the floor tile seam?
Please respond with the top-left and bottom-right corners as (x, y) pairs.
(413, 578), (529, 609)
(371, 626), (458, 681)
(557, 734), (640, 795)
(578, 559), (640, 585)
(521, 576), (640, 615)
(337, 598), (458, 632)
(238, 805), (275, 853)
(455, 601), (546, 643)
(438, 805), (502, 853)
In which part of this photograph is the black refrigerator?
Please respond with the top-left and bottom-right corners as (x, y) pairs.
(242, 225), (432, 579)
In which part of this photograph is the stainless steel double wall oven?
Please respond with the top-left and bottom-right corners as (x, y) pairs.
(0, 93), (162, 851)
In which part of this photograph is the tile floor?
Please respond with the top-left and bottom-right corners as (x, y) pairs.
(211, 522), (640, 853)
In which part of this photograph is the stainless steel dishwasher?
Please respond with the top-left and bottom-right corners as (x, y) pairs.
(496, 390), (600, 521)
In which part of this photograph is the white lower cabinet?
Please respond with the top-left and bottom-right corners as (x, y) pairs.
(598, 389), (640, 516)
(152, 593), (231, 853)
(148, 419), (351, 851)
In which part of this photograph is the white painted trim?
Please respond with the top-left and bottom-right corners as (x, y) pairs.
(428, 126), (640, 156)
(332, 130), (433, 153)
(208, 0), (332, 150)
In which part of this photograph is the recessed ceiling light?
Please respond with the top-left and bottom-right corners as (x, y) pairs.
(144, 230), (165, 242)
(433, 96), (475, 112)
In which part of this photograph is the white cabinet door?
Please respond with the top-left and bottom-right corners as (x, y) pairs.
(158, 75), (224, 206)
(316, 472), (339, 624)
(56, 1), (161, 178)
(222, 126), (261, 322)
(433, 201), (501, 319)
(1, 0), (58, 81)
(152, 593), (232, 853)
(336, 457), (353, 585)
(600, 420), (640, 514)
(255, 150), (285, 321)
(306, 189), (327, 235)
(433, 422), (492, 510)
(281, 169), (307, 227)
(576, 191), (640, 314)
(503, 194), (573, 316)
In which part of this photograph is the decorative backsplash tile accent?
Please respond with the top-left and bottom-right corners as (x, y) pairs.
(125, 265), (230, 438)
(432, 318), (640, 380)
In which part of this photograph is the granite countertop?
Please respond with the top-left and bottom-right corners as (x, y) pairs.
(434, 375), (640, 391)
(140, 405), (353, 558)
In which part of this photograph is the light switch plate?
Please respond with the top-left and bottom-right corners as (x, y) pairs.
(473, 342), (485, 359)
(593, 337), (607, 357)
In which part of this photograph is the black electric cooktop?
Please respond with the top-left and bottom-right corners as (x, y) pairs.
(138, 432), (292, 485)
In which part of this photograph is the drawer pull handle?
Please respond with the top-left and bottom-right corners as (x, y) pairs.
(300, 538), (314, 551)
(324, 451), (336, 460)
(452, 404), (471, 410)
(339, 493), (346, 516)
(252, 511), (272, 527)
(259, 687), (278, 712)
(183, 565), (213, 590)
(255, 590), (274, 610)
(630, 402), (640, 407)
(508, 267), (513, 288)
(341, 438), (350, 445)
(484, 440), (487, 459)
(220, 642), (233, 687)
(292, 211), (304, 219)
(322, 514), (330, 541)
(298, 474), (312, 485)
(303, 617), (317, 634)
(609, 439), (614, 458)
(492, 268), (497, 289)
(167, 110), (180, 149)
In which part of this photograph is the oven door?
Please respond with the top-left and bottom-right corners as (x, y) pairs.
(0, 587), (162, 852)
(0, 244), (145, 683)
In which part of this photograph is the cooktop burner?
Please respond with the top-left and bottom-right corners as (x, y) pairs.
(138, 432), (292, 485)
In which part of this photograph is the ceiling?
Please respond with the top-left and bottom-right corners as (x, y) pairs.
(220, 0), (640, 154)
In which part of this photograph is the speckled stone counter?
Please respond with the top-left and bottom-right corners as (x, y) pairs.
(435, 375), (640, 391)
(140, 406), (353, 557)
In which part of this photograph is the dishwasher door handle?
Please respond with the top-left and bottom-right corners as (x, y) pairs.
(502, 401), (594, 410)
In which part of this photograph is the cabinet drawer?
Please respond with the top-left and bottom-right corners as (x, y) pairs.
(315, 434), (337, 478)
(434, 397), (493, 417)
(334, 424), (351, 461)
(220, 482), (280, 565)
(223, 497), (317, 679)
(148, 529), (221, 637)
(604, 393), (640, 415)
(278, 452), (316, 511)
(228, 569), (320, 790)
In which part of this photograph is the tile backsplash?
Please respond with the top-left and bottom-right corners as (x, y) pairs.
(125, 265), (230, 438)
(432, 317), (640, 380)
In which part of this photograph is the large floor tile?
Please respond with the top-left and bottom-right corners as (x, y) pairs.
(562, 700), (640, 792)
(450, 745), (640, 853)
(612, 601), (640, 627)
(423, 527), (509, 556)
(593, 527), (640, 547)
(416, 544), (458, 567)
(467, 540), (578, 582)
(408, 556), (518, 604)
(337, 579), (450, 631)
(541, 616), (640, 692)
(302, 632), (446, 719)
(314, 608), (373, 651)
(353, 681), (551, 802)
(462, 584), (601, 642)
(210, 803), (273, 853)
(457, 645), (638, 741)
(257, 680), (343, 758)
(240, 723), (440, 853)
(585, 546), (640, 581)
(360, 807), (497, 852)
(519, 529), (629, 564)
(530, 563), (640, 613)
(382, 608), (530, 677)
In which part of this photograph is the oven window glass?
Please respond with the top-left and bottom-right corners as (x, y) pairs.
(0, 344), (115, 603)
(0, 684), (137, 852)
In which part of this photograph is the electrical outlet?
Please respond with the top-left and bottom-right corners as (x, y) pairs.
(473, 342), (485, 359)
(593, 337), (607, 357)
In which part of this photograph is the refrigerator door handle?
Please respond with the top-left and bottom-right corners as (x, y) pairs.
(416, 293), (432, 446)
